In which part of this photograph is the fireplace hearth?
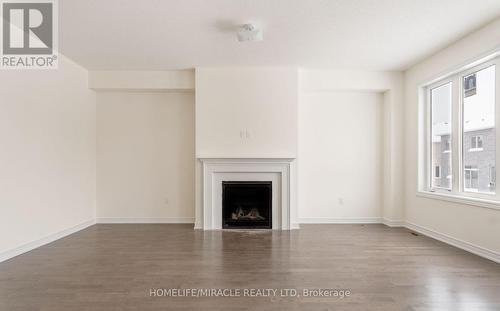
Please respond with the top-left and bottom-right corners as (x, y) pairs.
(222, 181), (272, 229)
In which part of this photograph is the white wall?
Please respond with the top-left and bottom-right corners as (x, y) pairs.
(96, 92), (195, 222)
(0, 55), (96, 258)
(299, 69), (404, 224)
(195, 67), (298, 158)
(298, 91), (383, 222)
(405, 18), (500, 253)
(194, 67), (403, 226)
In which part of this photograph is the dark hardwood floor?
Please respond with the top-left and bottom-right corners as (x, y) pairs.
(0, 224), (499, 310)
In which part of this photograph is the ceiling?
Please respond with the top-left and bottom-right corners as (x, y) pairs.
(59, 0), (500, 71)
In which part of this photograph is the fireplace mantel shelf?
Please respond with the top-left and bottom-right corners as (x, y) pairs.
(198, 157), (296, 162)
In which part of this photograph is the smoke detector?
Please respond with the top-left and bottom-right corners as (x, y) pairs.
(237, 24), (263, 42)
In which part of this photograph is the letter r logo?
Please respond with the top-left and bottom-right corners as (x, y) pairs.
(2, 2), (53, 54)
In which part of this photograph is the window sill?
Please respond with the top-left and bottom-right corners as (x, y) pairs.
(468, 148), (483, 152)
(416, 191), (500, 211)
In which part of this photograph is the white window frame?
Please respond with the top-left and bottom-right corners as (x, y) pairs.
(418, 54), (500, 210)
(427, 79), (454, 192)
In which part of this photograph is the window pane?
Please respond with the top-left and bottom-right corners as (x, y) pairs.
(464, 165), (479, 191)
(431, 82), (452, 189)
(462, 65), (496, 194)
(434, 166), (440, 178)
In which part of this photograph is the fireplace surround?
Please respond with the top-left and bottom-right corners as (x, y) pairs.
(196, 158), (297, 230)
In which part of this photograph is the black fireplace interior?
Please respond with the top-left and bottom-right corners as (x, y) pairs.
(222, 181), (272, 229)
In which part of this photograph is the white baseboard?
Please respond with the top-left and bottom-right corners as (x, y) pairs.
(96, 217), (195, 224)
(405, 222), (500, 264)
(382, 218), (405, 227)
(0, 219), (95, 263)
(298, 217), (383, 224)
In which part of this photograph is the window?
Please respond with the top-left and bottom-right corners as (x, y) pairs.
(470, 136), (483, 150)
(464, 165), (479, 191)
(430, 82), (452, 190)
(489, 166), (496, 188)
(422, 55), (499, 201)
(434, 166), (441, 178)
(462, 65), (495, 194)
(443, 138), (451, 153)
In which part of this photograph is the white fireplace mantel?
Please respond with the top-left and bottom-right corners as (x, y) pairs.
(195, 158), (298, 230)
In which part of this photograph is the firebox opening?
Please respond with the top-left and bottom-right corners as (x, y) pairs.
(222, 181), (272, 229)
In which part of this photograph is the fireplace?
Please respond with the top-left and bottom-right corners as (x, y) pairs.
(197, 158), (295, 230)
(222, 181), (272, 229)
